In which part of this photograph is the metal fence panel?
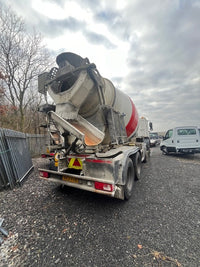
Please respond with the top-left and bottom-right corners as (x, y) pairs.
(0, 129), (16, 189)
(4, 129), (33, 183)
(26, 134), (47, 157)
(0, 129), (33, 189)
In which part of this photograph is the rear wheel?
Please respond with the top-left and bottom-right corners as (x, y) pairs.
(124, 158), (135, 200)
(143, 138), (151, 163)
(134, 152), (142, 180)
(143, 151), (148, 163)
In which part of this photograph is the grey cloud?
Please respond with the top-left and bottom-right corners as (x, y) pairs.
(126, 80), (200, 131)
(40, 17), (86, 37)
(94, 9), (120, 24)
(94, 8), (131, 41)
(3, 0), (116, 49)
(70, 1), (131, 40)
(120, 1), (200, 130)
(84, 30), (116, 49)
(42, 18), (116, 48)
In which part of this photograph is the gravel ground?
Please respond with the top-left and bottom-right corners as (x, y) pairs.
(0, 147), (200, 267)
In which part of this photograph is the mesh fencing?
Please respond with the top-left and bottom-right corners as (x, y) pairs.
(0, 129), (47, 190)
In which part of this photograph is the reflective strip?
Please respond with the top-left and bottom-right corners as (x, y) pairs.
(86, 159), (112, 164)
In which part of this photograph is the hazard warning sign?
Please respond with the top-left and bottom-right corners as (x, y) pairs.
(68, 158), (83, 170)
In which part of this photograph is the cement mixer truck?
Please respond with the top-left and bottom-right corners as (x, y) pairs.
(38, 52), (151, 200)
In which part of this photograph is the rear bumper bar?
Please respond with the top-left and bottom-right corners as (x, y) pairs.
(38, 168), (123, 199)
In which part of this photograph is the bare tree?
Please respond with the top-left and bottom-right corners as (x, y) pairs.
(0, 70), (6, 104)
(0, 6), (52, 131)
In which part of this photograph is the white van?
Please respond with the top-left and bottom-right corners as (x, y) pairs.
(160, 126), (200, 154)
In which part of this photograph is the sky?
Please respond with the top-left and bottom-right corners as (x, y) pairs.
(1, 0), (200, 131)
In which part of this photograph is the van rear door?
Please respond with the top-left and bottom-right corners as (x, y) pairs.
(176, 127), (200, 149)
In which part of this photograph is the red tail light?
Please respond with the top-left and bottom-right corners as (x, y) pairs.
(39, 171), (49, 178)
(41, 154), (47, 158)
(94, 182), (114, 192)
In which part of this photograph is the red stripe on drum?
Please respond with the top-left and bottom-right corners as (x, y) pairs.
(125, 98), (139, 137)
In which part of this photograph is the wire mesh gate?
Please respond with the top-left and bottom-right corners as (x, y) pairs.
(0, 129), (33, 190)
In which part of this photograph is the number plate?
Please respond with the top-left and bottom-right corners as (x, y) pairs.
(62, 176), (79, 184)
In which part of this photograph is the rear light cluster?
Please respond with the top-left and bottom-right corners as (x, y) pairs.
(94, 182), (114, 192)
(39, 171), (49, 178)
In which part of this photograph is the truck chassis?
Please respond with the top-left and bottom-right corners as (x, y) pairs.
(39, 145), (145, 200)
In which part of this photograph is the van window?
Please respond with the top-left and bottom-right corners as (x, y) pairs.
(165, 129), (173, 139)
(177, 129), (196, 135)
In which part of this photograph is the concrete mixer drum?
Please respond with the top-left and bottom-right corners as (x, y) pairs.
(38, 52), (139, 149)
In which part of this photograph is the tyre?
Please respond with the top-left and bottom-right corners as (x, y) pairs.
(143, 139), (151, 163)
(143, 151), (148, 163)
(124, 158), (135, 200)
(134, 152), (142, 180)
(161, 146), (168, 155)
